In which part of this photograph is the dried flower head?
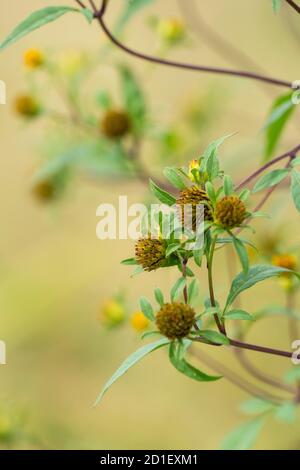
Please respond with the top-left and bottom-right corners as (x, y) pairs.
(101, 109), (131, 139)
(32, 180), (57, 202)
(215, 195), (246, 229)
(176, 185), (213, 231)
(130, 311), (150, 332)
(15, 95), (40, 118)
(135, 237), (166, 272)
(24, 48), (44, 68)
(156, 302), (195, 339)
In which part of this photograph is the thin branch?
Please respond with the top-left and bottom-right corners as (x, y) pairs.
(285, 0), (300, 14)
(235, 143), (300, 191)
(95, 1), (292, 89)
(74, 0), (86, 8)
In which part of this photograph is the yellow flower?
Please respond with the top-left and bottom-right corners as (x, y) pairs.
(272, 254), (297, 271)
(24, 49), (44, 68)
(130, 311), (150, 332)
(188, 159), (200, 182)
(57, 50), (87, 76)
(158, 19), (185, 43)
(99, 300), (126, 327)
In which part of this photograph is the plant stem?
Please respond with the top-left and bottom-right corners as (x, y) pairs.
(74, 0), (86, 8)
(235, 143), (300, 191)
(182, 258), (188, 304)
(95, 1), (292, 89)
(207, 235), (226, 335)
(285, 0), (300, 14)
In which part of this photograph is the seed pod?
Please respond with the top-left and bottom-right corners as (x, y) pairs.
(215, 195), (246, 229)
(135, 237), (166, 272)
(101, 109), (131, 139)
(176, 185), (213, 231)
(156, 302), (195, 339)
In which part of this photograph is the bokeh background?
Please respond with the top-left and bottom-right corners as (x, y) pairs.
(0, 0), (300, 449)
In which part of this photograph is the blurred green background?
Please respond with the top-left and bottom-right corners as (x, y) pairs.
(0, 0), (300, 449)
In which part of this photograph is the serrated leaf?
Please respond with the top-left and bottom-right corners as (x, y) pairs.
(170, 278), (186, 301)
(226, 265), (298, 309)
(264, 92), (295, 161)
(0, 6), (80, 51)
(169, 341), (221, 382)
(253, 168), (289, 193)
(224, 309), (252, 320)
(149, 179), (176, 206)
(163, 167), (186, 190)
(291, 169), (300, 212)
(154, 287), (164, 307)
(220, 417), (266, 450)
(94, 338), (169, 405)
(139, 297), (155, 321)
(198, 329), (229, 345)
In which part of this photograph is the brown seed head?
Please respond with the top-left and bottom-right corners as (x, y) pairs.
(101, 109), (131, 139)
(156, 302), (195, 339)
(215, 195), (246, 229)
(135, 237), (166, 272)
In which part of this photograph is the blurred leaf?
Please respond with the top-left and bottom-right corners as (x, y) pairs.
(226, 265), (298, 309)
(154, 287), (164, 307)
(139, 297), (155, 321)
(264, 92), (295, 161)
(149, 179), (176, 206)
(170, 278), (186, 301)
(119, 65), (146, 134)
(163, 167), (186, 190)
(81, 8), (94, 23)
(0, 6), (81, 51)
(291, 169), (300, 212)
(253, 168), (290, 193)
(240, 398), (274, 415)
(115, 0), (156, 34)
(166, 243), (181, 257)
(169, 341), (221, 382)
(223, 175), (234, 196)
(224, 309), (252, 320)
(200, 134), (233, 181)
(96, 90), (113, 109)
(275, 402), (297, 423)
(94, 338), (170, 405)
(187, 279), (200, 304)
(272, 0), (281, 12)
(220, 417), (266, 450)
(284, 367), (300, 384)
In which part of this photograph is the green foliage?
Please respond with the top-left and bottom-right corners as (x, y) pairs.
(139, 297), (155, 321)
(95, 338), (170, 405)
(291, 169), (300, 212)
(169, 341), (221, 382)
(149, 179), (176, 206)
(154, 288), (164, 307)
(170, 278), (186, 301)
(0, 7), (84, 51)
(115, 0), (156, 34)
(119, 65), (147, 135)
(163, 167), (187, 190)
(272, 0), (281, 12)
(264, 92), (295, 161)
(253, 168), (290, 193)
(223, 309), (252, 320)
(221, 417), (266, 450)
(196, 329), (230, 345)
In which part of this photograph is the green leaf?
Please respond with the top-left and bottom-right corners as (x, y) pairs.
(223, 175), (234, 196)
(165, 243), (181, 257)
(0, 6), (80, 51)
(291, 156), (300, 167)
(193, 249), (203, 267)
(198, 330), (230, 345)
(170, 278), (186, 302)
(149, 179), (176, 206)
(187, 279), (200, 304)
(240, 398), (274, 415)
(139, 297), (155, 321)
(224, 309), (252, 320)
(264, 92), (295, 161)
(232, 236), (249, 275)
(163, 167), (186, 190)
(81, 8), (94, 23)
(220, 417), (266, 450)
(275, 402), (297, 423)
(94, 338), (169, 405)
(121, 257), (138, 266)
(239, 188), (251, 202)
(119, 65), (146, 134)
(272, 0), (281, 13)
(284, 367), (300, 384)
(169, 341), (221, 382)
(154, 287), (164, 307)
(291, 169), (300, 212)
(115, 0), (155, 34)
(253, 168), (289, 193)
(226, 264), (298, 309)
(200, 134), (233, 181)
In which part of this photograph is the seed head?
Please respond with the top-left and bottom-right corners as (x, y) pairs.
(156, 302), (195, 339)
(135, 237), (166, 272)
(101, 109), (131, 139)
(176, 185), (213, 231)
(215, 195), (246, 228)
(15, 95), (40, 118)
(32, 180), (57, 202)
(24, 49), (44, 68)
